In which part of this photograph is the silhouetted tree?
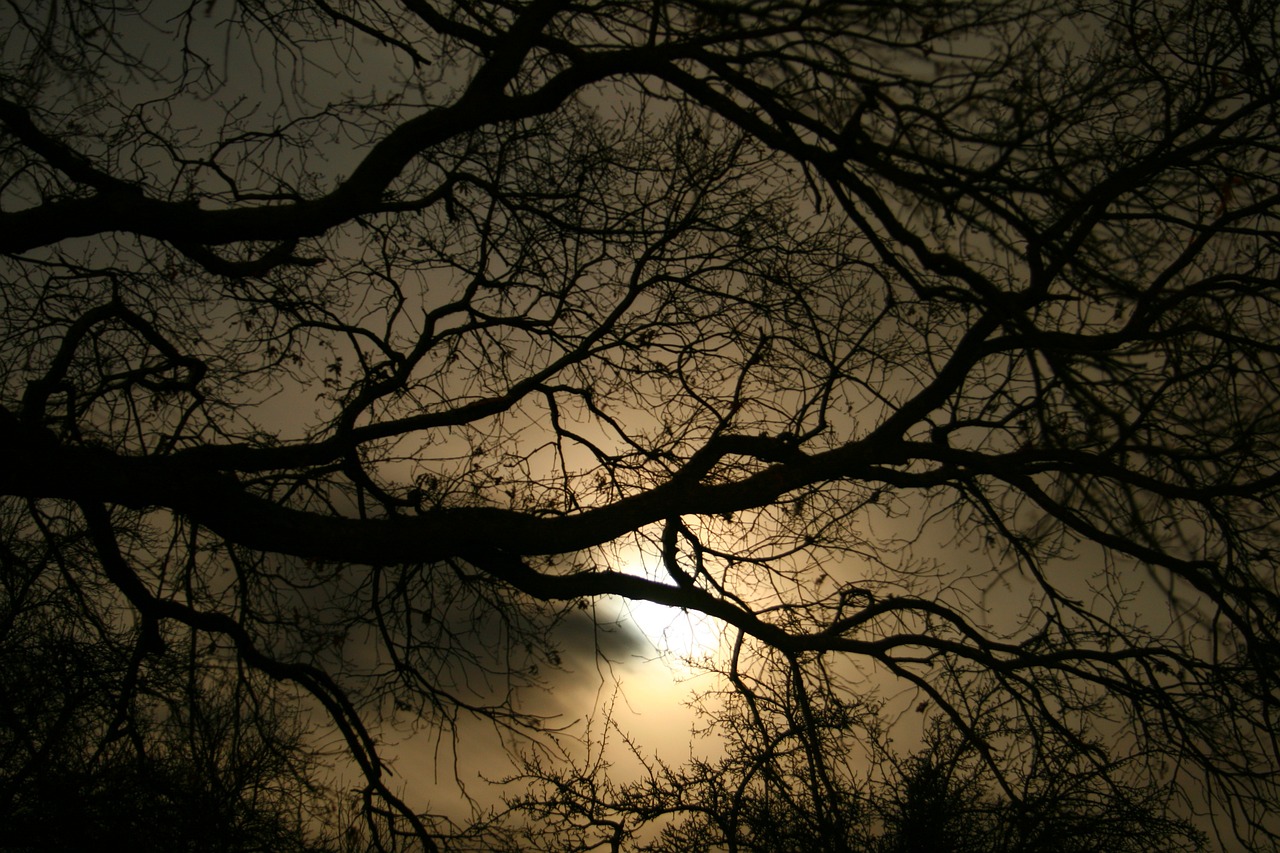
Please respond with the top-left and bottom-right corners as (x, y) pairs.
(1, 0), (1278, 848)
(868, 717), (1205, 853)
(0, 557), (344, 851)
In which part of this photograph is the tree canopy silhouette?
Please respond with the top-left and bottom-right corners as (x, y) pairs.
(1, 0), (1277, 848)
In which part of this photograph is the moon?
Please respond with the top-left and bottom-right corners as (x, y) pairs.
(621, 597), (724, 663)
(612, 546), (725, 663)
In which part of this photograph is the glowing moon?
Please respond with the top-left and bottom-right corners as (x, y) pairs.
(621, 597), (723, 662)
